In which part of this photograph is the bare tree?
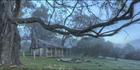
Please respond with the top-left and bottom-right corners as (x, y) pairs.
(0, 0), (140, 67)
(17, 0), (140, 37)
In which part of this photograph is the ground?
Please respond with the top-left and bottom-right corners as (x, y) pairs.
(0, 56), (140, 70)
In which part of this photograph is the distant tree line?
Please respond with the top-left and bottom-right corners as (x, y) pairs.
(71, 37), (140, 61)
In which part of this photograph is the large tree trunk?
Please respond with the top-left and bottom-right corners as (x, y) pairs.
(1, 22), (15, 65)
(1, 20), (21, 66)
(0, 0), (21, 66)
(11, 27), (21, 65)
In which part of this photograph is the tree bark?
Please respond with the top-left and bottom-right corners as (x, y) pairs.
(1, 21), (21, 66)
(0, 38), (2, 65)
(11, 28), (21, 65)
(0, 0), (21, 66)
(1, 22), (14, 65)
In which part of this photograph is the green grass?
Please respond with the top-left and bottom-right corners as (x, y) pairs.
(1, 56), (140, 70)
(20, 56), (140, 70)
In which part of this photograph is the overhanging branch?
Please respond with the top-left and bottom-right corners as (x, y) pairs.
(15, 0), (140, 38)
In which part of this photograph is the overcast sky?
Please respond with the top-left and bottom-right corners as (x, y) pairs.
(20, 1), (140, 45)
(105, 2), (140, 44)
(104, 24), (140, 44)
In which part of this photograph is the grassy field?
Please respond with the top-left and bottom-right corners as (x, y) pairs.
(1, 56), (140, 70)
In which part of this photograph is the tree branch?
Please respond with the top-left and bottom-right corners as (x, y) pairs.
(16, 0), (140, 38)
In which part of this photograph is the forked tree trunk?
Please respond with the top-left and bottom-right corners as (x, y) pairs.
(0, 0), (21, 66)
(0, 20), (21, 66)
